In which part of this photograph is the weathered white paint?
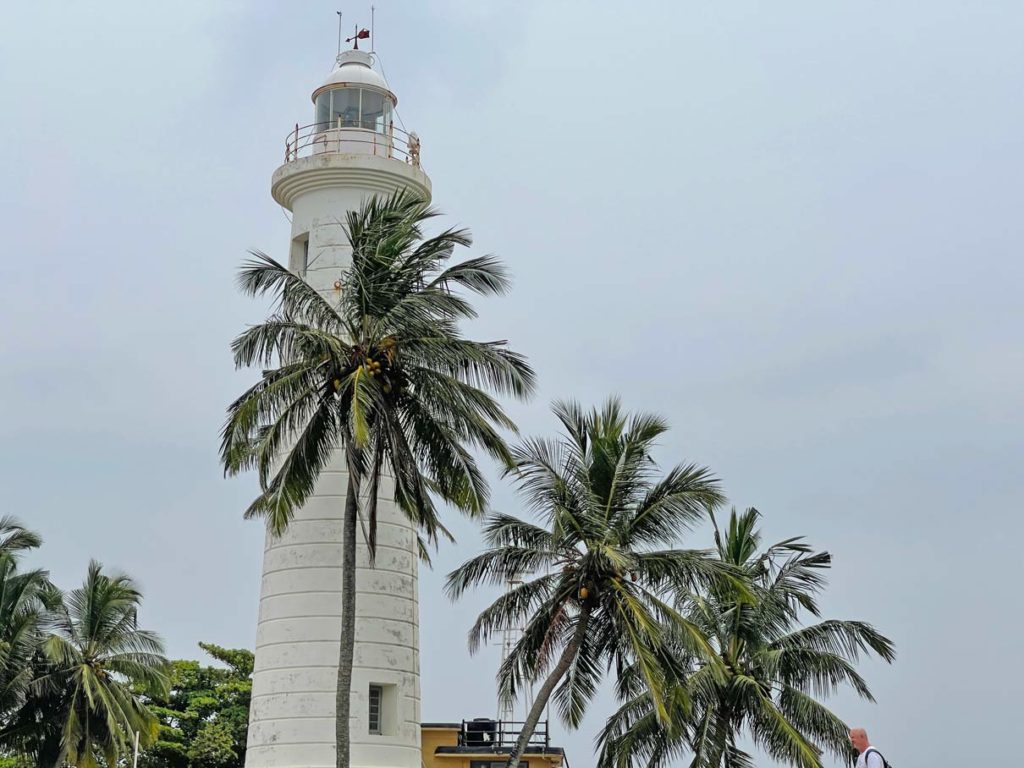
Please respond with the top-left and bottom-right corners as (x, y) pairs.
(246, 52), (431, 768)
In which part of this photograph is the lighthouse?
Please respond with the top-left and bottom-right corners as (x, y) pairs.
(246, 45), (430, 768)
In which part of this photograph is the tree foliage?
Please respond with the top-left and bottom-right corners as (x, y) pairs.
(0, 521), (168, 768)
(597, 508), (895, 768)
(447, 398), (728, 768)
(137, 643), (253, 768)
(221, 189), (535, 542)
(0, 517), (52, 722)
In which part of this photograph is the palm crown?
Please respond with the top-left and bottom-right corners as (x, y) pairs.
(22, 561), (168, 768)
(0, 517), (52, 720)
(221, 190), (534, 546)
(447, 398), (728, 767)
(598, 507), (896, 768)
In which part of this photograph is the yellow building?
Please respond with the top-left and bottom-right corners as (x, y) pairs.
(422, 720), (568, 768)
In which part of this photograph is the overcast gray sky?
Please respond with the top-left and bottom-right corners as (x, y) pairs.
(2, 1), (1021, 766)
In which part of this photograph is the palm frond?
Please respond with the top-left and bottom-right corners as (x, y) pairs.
(446, 549), (557, 601)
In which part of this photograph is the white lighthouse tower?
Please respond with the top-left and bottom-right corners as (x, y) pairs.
(246, 43), (430, 768)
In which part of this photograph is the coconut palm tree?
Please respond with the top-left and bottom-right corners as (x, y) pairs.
(0, 518), (52, 719)
(597, 507), (896, 768)
(7, 560), (168, 768)
(0, 519), (43, 560)
(221, 190), (535, 768)
(446, 398), (729, 768)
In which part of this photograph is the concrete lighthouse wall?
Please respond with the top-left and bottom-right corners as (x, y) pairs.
(245, 153), (432, 768)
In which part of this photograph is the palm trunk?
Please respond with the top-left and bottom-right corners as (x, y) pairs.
(708, 712), (731, 768)
(27, 704), (66, 768)
(504, 607), (592, 768)
(39, 738), (63, 768)
(336, 470), (360, 768)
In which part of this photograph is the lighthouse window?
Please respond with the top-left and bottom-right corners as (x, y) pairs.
(290, 233), (309, 275)
(316, 88), (392, 134)
(330, 88), (361, 128)
(368, 684), (383, 734)
(361, 90), (386, 132)
(315, 92), (330, 128)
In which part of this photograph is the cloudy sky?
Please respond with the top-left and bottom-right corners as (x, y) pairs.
(2, 1), (1021, 765)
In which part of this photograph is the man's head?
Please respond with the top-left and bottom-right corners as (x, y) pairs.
(849, 728), (869, 754)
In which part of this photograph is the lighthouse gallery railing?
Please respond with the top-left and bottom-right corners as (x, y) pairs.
(283, 120), (421, 168)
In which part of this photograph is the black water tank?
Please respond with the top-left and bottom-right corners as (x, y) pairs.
(464, 718), (497, 746)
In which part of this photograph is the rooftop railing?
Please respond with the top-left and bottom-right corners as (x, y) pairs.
(458, 719), (550, 751)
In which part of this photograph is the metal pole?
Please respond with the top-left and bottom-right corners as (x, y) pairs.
(132, 729), (140, 768)
(336, 12), (343, 55)
(371, 5), (375, 52)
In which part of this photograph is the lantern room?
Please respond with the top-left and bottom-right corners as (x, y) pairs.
(278, 46), (424, 184)
(279, 48), (420, 165)
(312, 50), (395, 133)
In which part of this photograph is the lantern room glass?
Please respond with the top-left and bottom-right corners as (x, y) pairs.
(314, 88), (393, 134)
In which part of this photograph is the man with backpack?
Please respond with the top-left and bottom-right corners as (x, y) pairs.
(849, 727), (891, 768)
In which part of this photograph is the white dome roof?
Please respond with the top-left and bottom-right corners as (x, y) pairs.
(312, 50), (396, 105)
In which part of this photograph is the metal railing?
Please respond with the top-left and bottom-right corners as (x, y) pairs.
(458, 719), (550, 751)
(283, 120), (421, 167)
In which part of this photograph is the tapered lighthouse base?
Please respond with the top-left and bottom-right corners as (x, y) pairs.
(246, 462), (422, 768)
